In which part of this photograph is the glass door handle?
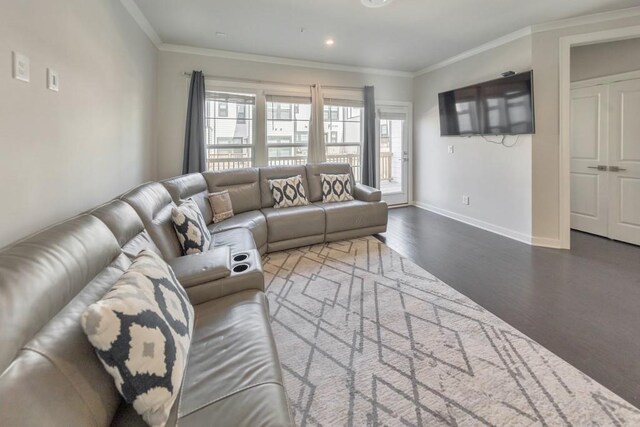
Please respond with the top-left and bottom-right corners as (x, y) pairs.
(587, 165), (607, 171)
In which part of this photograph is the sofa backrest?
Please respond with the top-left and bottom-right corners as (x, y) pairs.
(203, 168), (261, 214)
(121, 182), (182, 260)
(305, 163), (355, 202)
(0, 215), (126, 426)
(258, 165), (311, 208)
(162, 173), (213, 224)
(91, 199), (162, 260)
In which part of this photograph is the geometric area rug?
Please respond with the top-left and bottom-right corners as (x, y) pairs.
(263, 237), (640, 426)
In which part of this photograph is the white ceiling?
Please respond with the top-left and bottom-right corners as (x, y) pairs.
(132, 0), (640, 73)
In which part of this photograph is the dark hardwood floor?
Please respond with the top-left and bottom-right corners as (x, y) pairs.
(377, 206), (640, 409)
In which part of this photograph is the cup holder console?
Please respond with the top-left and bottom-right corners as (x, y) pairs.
(232, 253), (248, 263)
(232, 263), (250, 273)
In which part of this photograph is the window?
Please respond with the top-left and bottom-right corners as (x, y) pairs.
(217, 102), (228, 118)
(323, 101), (364, 181)
(266, 95), (311, 165)
(205, 91), (256, 171)
(380, 123), (389, 137)
(237, 105), (246, 124)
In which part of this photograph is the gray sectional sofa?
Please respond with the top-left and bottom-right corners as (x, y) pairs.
(0, 163), (387, 426)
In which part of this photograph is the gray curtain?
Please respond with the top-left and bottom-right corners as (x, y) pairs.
(361, 86), (377, 187)
(183, 71), (206, 174)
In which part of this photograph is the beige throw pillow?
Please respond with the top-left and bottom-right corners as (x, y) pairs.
(207, 190), (234, 223)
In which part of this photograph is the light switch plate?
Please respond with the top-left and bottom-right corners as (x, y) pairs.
(12, 52), (30, 82)
(47, 68), (59, 91)
(448, 145), (454, 154)
(462, 195), (470, 205)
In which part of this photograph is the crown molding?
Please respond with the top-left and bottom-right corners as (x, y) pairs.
(120, 0), (162, 48)
(413, 27), (532, 77)
(159, 44), (415, 78)
(532, 6), (640, 33)
(121, 0), (640, 79)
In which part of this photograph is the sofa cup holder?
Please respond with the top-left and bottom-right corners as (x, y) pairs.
(232, 263), (250, 274)
(232, 253), (249, 263)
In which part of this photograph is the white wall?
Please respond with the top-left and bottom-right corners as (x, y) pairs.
(530, 15), (640, 245)
(412, 36), (533, 242)
(571, 37), (640, 82)
(156, 51), (413, 179)
(0, 0), (158, 248)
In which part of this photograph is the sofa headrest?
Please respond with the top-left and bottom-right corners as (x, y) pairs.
(162, 173), (213, 224)
(203, 168), (261, 214)
(0, 214), (121, 373)
(258, 165), (310, 208)
(91, 199), (162, 260)
(305, 163), (355, 202)
(121, 182), (182, 260)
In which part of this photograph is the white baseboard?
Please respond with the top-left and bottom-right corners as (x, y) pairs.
(530, 236), (563, 249)
(411, 201), (534, 245)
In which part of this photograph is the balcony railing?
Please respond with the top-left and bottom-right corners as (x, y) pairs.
(207, 152), (393, 182)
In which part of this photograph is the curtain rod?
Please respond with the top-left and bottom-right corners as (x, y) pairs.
(181, 72), (363, 91)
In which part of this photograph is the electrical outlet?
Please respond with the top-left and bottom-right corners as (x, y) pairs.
(448, 145), (454, 154)
(462, 195), (470, 205)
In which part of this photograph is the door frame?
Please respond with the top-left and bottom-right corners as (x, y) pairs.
(559, 25), (640, 249)
(376, 100), (413, 206)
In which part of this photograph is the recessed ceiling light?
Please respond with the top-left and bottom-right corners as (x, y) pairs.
(325, 39), (335, 46)
(215, 32), (228, 38)
(361, 0), (395, 8)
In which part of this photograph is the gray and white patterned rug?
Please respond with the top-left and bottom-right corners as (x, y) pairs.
(263, 237), (640, 426)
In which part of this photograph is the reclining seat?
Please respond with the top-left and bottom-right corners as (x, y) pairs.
(306, 163), (388, 241)
(201, 168), (268, 255)
(259, 165), (326, 252)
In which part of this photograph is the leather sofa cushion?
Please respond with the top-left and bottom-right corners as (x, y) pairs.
(110, 290), (292, 427)
(207, 210), (268, 251)
(316, 200), (388, 234)
(262, 205), (325, 243)
(203, 168), (261, 214)
(169, 246), (231, 288)
(90, 199), (162, 259)
(163, 173), (213, 225)
(210, 227), (257, 254)
(121, 182), (182, 260)
(306, 163), (355, 202)
(259, 165), (311, 209)
(179, 290), (292, 426)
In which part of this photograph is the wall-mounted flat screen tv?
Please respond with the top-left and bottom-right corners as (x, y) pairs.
(438, 71), (535, 136)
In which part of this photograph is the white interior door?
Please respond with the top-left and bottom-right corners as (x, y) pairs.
(377, 106), (410, 205)
(570, 85), (609, 236)
(607, 79), (640, 245)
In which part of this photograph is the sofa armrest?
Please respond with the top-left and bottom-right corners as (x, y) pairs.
(168, 246), (231, 288)
(354, 184), (382, 202)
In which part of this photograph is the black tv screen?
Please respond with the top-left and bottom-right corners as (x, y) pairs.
(438, 71), (535, 136)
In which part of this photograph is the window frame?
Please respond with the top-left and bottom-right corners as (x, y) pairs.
(204, 88), (258, 171)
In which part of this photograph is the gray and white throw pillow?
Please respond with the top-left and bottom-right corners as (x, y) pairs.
(171, 198), (211, 255)
(269, 175), (310, 208)
(320, 173), (354, 203)
(81, 250), (194, 427)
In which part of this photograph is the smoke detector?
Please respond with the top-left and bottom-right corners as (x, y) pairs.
(361, 0), (395, 8)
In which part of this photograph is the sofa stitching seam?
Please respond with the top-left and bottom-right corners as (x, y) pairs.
(179, 380), (285, 419)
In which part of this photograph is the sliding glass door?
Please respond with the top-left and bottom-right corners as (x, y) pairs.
(377, 105), (410, 205)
